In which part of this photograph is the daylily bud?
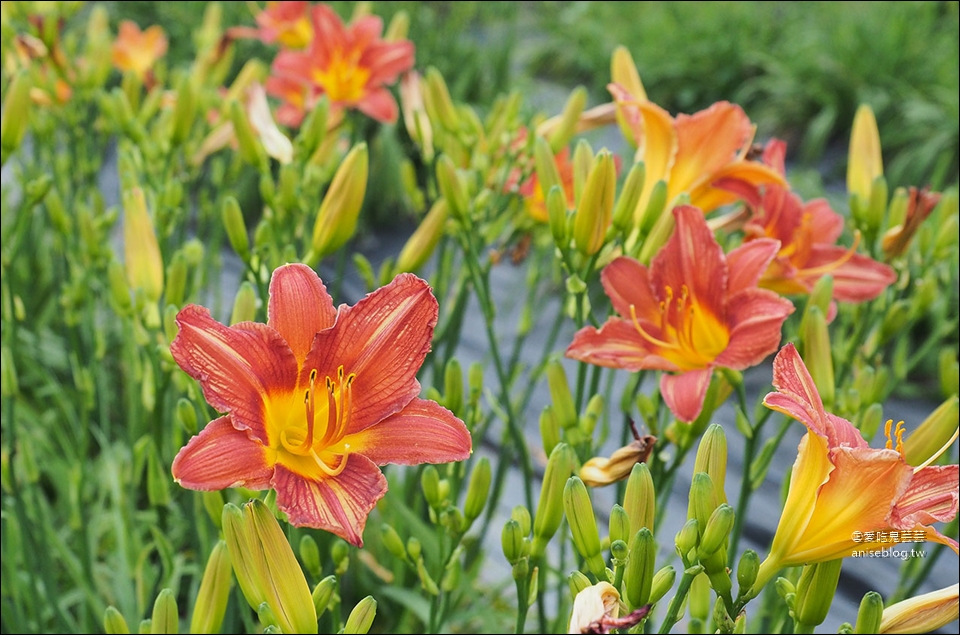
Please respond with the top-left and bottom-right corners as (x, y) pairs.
(547, 186), (569, 246)
(547, 359), (577, 430)
(139, 618), (152, 633)
(793, 559), (843, 628)
(776, 577), (796, 608)
(636, 189), (676, 263)
(623, 462), (655, 533)
(859, 402), (884, 443)
(1, 70), (31, 165)
(331, 539), (349, 575)
(424, 67), (459, 132)
(222, 196), (250, 262)
(311, 575), (337, 617)
(380, 524), (407, 561)
(150, 588), (178, 634)
(104, 607), (131, 634)
(395, 198), (448, 273)
(45, 187), (72, 236)
(228, 98), (264, 168)
(609, 505), (631, 545)
(802, 274), (834, 332)
(502, 519), (526, 565)
(511, 505), (533, 537)
(801, 305), (835, 408)
(222, 500), (318, 634)
(442, 551), (463, 592)
(847, 104), (883, 209)
(940, 348), (959, 398)
(625, 527), (656, 608)
(385, 10), (409, 40)
(864, 175), (888, 236)
(547, 86), (587, 153)
(190, 541), (232, 634)
(463, 456), (491, 525)
(343, 596), (377, 634)
(310, 143), (369, 262)
(201, 491), (224, 530)
(164, 251), (187, 309)
(532, 442), (576, 558)
(879, 583), (959, 634)
(436, 154), (469, 221)
(146, 442), (170, 506)
(693, 424), (727, 505)
(737, 550), (760, 598)
(421, 464), (442, 510)
(572, 139), (594, 205)
(568, 570), (593, 599)
(108, 260), (134, 316)
(540, 407), (561, 457)
(170, 73), (196, 147)
(299, 535), (321, 579)
(573, 149), (615, 256)
(564, 476), (607, 578)
(689, 571), (711, 622)
(636, 178), (668, 238)
(878, 299), (910, 346)
(534, 135), (563, 200)
(699, 504), (735, 559)
(854, 591), (884, 634)
(230, 281), (258, 325)
(649, 565), (676, 604)
(903, 396), (959, 466)
(579, 394), (604, 438)
(687, 473), (718, 539)
(613, 162), (646, 234)
(297, 97), (329, 162)
(675, 518), (699, 562)
(123, 187), (164, 304)
(407, 536), (421, 562)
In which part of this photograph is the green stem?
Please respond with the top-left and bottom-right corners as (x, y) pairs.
(658, 565), (703, 634)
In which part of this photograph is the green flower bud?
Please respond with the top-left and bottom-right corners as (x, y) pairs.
(424, 67), (459, 132)
(311, 575), (337, 618)
(380, 524), (408, 561)
(546, 360), (578, 430)
(511, 506), (532, 537)
(689, 571), (711, 621)
(858, 402), (884, 443)
(532, 442), (576, 558)
(801, 305), (835, 408)
(854, 591), (883, 634)
(573, 150), (616, 256)
(229, 98), (265, 168)
(512, 557), (529, 582)
(407, 536), (421, 562)
(636, 186), (675, 263)
(649, 565), (676, 604)
(299, 535), (321, 579)
(613, 161), (646, 234)
(904, 396), (959, 467)
(421, 464), (443, 510)
(675, 518), (699, 562)
(150, 588), (178, 634)
(171, 73), (196, 147)
(636, 178), (668, 239)
(201, 491), (224, 530)
(331, 539), (350, 575)
(623, 462), (656, 533)
(123, 187), (164, 304)
(463, 457), (491, 525)
(736, 550), (760, 598)
(190, 541), (232, 634)
(104, 607), (131, 634)
(564, 476), (606, 578)
(693, 424), (728, 505)
(568, 570), (593, 600)
(776, 577), (796, 607)
(442, 553), (463, 592)
(794, 559), (843, 628)
(540, 407), (561, 457)
(502, 519), (526, 565)
(878, 300), (911, 346)
(625, 527), (656, 608)
(572, 139), (594, 205)
(230, 281), (258, 326)
(687, 473), (718, 539)
(699, 504), (735, 559)
(865, 176), (888, 237)
(534, 135), (563, 202)
(940, 348), (959, 398)
(343, 596), (377, 634)
(222, 196), (250, 262)
(146, 442), (170, 507)
(580, 394), (604, 437)
(309, 143), (368, 262)
(547, 86), (587, 153)
(609, 505), (631, 545)
(1, 70), (31, 165)
(396, 198), (449, 274)
(547, 185), (569, 247)
(611, 539), (630, 566)
(164, 251), (187, 309)
(437, 155), (470, 223)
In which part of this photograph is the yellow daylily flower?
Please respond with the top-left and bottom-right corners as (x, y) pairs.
(879, 583), (959, 634)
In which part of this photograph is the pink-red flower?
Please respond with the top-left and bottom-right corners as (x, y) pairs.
(753, 343), (959, 591)
(266, 4), (414, 126)
(566, 205), (794, 422)
(170, 264), (472, 547)
(723, 140), (897, 303)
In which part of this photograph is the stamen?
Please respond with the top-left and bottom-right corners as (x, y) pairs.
(894, 421), (906, 455)
(297, 369), (319, 453)
(884, 419), (894, 450)
(629, 304), (678, 350)
(798, 231), (862, 277)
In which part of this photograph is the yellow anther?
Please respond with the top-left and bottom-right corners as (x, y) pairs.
(884, 419), (894, 450)
(894, 421), (906, 455)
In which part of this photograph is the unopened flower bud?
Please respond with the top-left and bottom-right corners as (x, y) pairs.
(532, 442), (576, 558)
(164, 251), (187, 309)
(502, 519), (526, 565)
(230, 281), (258, 325)
(424, 67), (459, 132)
(511, 506), (532, 537)
(170, 73), (196, 147)
(675, 518), (699, 562)
(689, 571), (711, 621)
(407, 536), (421, 562)
(801, 306), (835, 408)
(611, 539), (629, 566)
(687, 473), (718, 539)
(1, 70), (31, 165)
(564, 476), (607, 578)
(540, 407), (561, 457)
(847, 104), (883, 210)
(436, 154), (469, 221)
(442, 554), (463, 592)
(309, 143), (368, 262)
(625, 527), (656, 608)
(878, 583), (959, 634)
(546, 359), (577, 430)
(854, 591), (883, 635)
(534, 135), (563, 201)
(331, 539), (350, 576)
(299, 535), (321, 579)
(380, 524), (407, 561)
(736, 550), (760, 598)
(623, 461), (656, 533)
(150, 588), (178, 634)
(794, 559), (843, 628)
(190, 541), (232, 634)
(609, 505), (630, 545)
(547, 86), (587, 153)
(568, 570), (592, 599)
(104, 606), (131, 634)
(636, 178), (668, 239)
(573, 150), (615, 256)
(649, 565), (676, 604)
(878, 299), (911, 346)
(463, 456), (491, 526)
(547, 186), (569, 246)
(903, 396), (959, 467)
(572, 139), (594, 204)
(940, 349), (959, 398)
(421, 464), (442, 510)
(343, 596), (377, 634)
(637, 189), (676, 263)
(693, 424), (728, 505)
(801, 274), (834, 332)
(311, 575), (337, 617)
(864, 175), (888, 236)
(229, 98), (265, 168)
(222, 196), (250, 262)
(395, 198), (448, 273)
(699, 504), (735, 559)
(122, 187), (164, 304)
(613, 161), (646, 234)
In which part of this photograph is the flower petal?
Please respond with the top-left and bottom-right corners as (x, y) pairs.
(356, 87), (399, 124)
(725, 238), (781, 296)
(890, 465), (959, 529)
(172, 416), (274, 490)
(304, 273), (437, 434)
(171, 305), (298, 443)
(803, 246), (897, 303)
(660, 368), (713, 423)
(668, 101), (752, 200)
(689, 160), (787, 214)
(715, 288), (792, 369)
(273, 454), (387, 547)
(600, 256), (661, 324)
(362, 41), (416, 85)
(340, 398), (472, 465)
(566, 319), (681, 372)
(268, 263), (336, 366)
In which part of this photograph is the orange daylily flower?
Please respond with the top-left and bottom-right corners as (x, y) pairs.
(753, 344), (959, 592)
(267, 4), (414, 126)
(566, 205), (794, 422)
(229, 1), (313, 49)
(171, 264), (472, 547)
(521, 146), (576, 223)
(111, 20), (168, 79)
(608, 84), (786, 222)
(881, 186), (943, 260)
(722, 139), (897, 303)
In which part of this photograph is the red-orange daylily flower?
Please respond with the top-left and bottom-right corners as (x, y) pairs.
(266, 4), (414, 126)
(566, 205), (794, 422)
(753, 343), (959, 592)
(111, 20), (168, 80)
(723, 140), (897, 303)
(170, 264), (472, 547)
(229, 1), (313, 49)
(608, 84), (786, 222)
(882, 186), (943, 260)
